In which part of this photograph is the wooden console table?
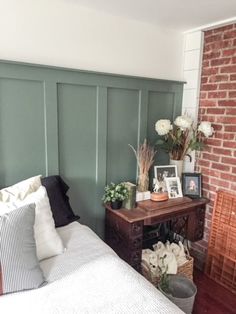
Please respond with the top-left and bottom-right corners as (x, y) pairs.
(105, 197), (209, 272)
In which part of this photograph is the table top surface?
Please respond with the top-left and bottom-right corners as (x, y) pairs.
(105, 197), (209, 224)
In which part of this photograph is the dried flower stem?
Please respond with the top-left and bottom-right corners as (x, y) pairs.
(129, 139), (156, 191)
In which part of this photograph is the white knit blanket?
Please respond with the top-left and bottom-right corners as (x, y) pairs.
(0, 222), (183, 313)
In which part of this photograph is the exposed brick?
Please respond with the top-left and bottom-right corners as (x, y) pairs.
(232, 167), (236, 174)
(202, 67), (219, 76)
(202, 60), (210, 67)
(216, 116), (236, 124)
(211, 163), (230, 171)
(199, 99), (217, 107)
(202, 152), (220, 162)
(223, 30), (236, 39)
(223, 141), (236, 148)
(211, 58), (231, 66)
(201, 76), (208, 84)
(222, 156), (236, 165)
(210, 178), (230, 188)
(225, 125), (236, 132)
(208, 91), (227, 98)
(209, 74), (228, 82)
(200, 92), (207, 99)
(226, 108), (236, 115)
(222, 48), (236, 57)
(206, 108), (225, 115)
(201, 84), (218, 91)
(218, 99), (236, 106)
(213, 147), (232, 156)
(198, 160), (211, 167)
(232, 56), (236, 64)
(205, 34), (222, 44)
(213, 24), (234, 33)
(229, 91), (236, 97)
(230, 74), (236, 81)
(221, 173), (236, 182)
(214, 132), (234, 140)
(211, 124), (223, 131)
(205, 138), (222, 146)
(220, 65), (236, 73)
(219, 83), (236, 90)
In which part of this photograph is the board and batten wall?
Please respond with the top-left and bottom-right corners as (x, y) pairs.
(0, 61), (183, 236)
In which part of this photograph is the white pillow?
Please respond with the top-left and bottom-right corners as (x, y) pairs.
(20, 186), (65, 260)
(0, 175), (42, 202)
(0, 186), (65, 261)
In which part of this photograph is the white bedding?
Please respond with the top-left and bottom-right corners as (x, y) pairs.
(0, 222), (183, 313)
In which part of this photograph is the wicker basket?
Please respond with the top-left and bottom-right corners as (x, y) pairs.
(141, 251), (194, 286)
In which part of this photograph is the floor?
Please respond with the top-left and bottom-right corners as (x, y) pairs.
(193, 268), (236, 314)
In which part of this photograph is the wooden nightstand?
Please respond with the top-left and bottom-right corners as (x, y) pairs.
(105, 197), (209, 272)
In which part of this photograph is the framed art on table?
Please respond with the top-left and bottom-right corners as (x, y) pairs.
(165, 177), (183, 199)
(182, 173), (202, 198)
(153, 165), (178, 193)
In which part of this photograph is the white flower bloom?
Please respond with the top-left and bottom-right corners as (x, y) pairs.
(155, 119), (172, 136)
(174, 115), (192, 130)
(198, 121), (214, 137)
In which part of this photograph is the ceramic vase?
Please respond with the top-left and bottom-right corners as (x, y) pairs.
(169, 159), (183, 178)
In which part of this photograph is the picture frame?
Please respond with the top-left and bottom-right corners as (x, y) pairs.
(153, 165), (178, 193)
(165, 177), (183, 199)
(182, 172), (202, 198)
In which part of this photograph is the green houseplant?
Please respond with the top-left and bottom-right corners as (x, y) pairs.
(102, 182), (128, 209)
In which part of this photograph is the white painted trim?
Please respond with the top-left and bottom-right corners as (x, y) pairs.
(184, 16), (236, 33)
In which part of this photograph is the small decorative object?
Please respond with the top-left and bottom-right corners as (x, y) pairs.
(165, 177), (183, 199)
(154, 165), (178, 192)
(155, 115), (214, 177)
(102, 182), (128, 210)
(151, 191), (168, 202)
(129, 139), (156, 192)
(122, 182), (136, 209)
(182, 173), (202, 199)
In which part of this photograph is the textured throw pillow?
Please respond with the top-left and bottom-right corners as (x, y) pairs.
(17, 186), (65, 261)
(0, 186), (65, 261)
(0, 175), (42, 202)
(0, 204), (45, 295)
(41, 175), (80, 227)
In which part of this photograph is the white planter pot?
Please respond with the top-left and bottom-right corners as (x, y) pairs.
(169, 159), (183, 178)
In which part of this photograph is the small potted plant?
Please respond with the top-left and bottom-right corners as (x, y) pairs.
(102, 182), (128, 209)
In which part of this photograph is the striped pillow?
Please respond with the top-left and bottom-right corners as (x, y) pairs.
(0, 203), (45, 295)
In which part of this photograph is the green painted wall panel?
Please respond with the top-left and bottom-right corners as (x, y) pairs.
(0, 60), (183, 236)
(106, 87), (139, 184)
(0, 78), (46, 186)
(57, 83), (97, 228)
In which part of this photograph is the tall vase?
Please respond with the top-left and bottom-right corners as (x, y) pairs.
(169, 159), (183, 178)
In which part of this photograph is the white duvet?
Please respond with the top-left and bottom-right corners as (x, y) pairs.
(0, 222), (183, 314)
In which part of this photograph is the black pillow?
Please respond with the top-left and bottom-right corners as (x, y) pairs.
(41, 175), (80, 227)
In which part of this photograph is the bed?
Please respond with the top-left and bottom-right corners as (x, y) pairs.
(0, 176), (183, 314)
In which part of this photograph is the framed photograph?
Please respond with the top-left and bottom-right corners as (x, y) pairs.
(182, 173), (202, 198)
(165, 177), (183, 199)
(153, 165), (178, 192)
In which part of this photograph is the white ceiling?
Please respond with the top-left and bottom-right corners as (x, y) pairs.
(72, 0), (236, 31)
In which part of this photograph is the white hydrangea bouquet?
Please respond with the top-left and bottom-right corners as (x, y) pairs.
(155, 115), (214, 161)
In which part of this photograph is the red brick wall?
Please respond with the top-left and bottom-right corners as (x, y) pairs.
(192, 23), (236, 269)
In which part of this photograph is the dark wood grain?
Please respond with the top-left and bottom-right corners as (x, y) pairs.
(105, 198), (209, 271)
(193, 268), (236, 314)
